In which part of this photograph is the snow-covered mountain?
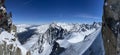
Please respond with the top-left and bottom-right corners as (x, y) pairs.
(16, 22), (104, 55)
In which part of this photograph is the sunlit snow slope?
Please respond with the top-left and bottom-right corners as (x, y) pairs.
(16, 22), (104, 55)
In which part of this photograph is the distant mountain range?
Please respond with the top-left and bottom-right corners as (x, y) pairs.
(0, 22), (104, 55)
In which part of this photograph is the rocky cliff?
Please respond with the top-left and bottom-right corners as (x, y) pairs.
(0, 31), (31, 55)
(102, 0), (120, 55)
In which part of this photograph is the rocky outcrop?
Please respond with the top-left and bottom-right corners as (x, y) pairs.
(102, 0), (120, 55)
(45, 23), (67, 45)
(30, 23), (68, 55)
(0, 31), (31, 55)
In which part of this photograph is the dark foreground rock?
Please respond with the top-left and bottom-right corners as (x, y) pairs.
(102, 0), (120, 55)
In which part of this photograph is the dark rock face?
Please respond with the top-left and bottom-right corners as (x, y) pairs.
(31, 23), (67, 55)
(50, 42), (65, 55)
(43, 23), (67, 55)
(45, 23), (67, 45)
(102, 0), (120, 55)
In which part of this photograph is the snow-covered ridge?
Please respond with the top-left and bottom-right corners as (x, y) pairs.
(16, 22), (102, 55)
(16, 22), (101, 33)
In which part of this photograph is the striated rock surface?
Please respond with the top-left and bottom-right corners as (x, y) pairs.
(102, 0), (120, 55)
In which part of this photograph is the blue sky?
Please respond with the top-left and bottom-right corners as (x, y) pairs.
(5, 0), (104, 24)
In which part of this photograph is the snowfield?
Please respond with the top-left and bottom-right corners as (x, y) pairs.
(60, 28), (104, 55)
(67, 28), (96, 43)
(56, 28), (96, 49)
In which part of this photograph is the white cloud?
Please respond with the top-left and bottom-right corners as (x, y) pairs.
(75, 14), (101, 19)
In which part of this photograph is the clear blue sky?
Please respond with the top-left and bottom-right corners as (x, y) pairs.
(5, 0), (104, 24)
